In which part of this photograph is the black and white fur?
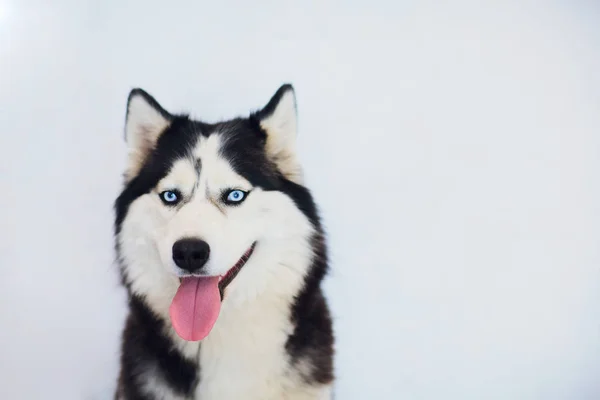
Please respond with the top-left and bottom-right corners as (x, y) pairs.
(113, 84), (334, 399)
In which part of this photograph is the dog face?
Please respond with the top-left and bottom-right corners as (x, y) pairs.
(114, 85), (317, 313)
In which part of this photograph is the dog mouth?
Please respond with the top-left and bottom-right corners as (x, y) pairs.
(217, 241), (256, 297)
(170, 241), (257, 342)
(177, 241), (256, 298)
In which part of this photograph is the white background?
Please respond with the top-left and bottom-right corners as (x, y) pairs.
(1, 1), (599, 399)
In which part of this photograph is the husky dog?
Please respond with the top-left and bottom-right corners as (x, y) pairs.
(113, 84), (334, 400)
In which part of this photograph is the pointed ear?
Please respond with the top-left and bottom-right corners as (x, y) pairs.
(123, 88), (172, 180)
(254, 84), (303, 183)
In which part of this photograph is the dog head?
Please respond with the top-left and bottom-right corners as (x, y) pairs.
(114, 85), (321, 340)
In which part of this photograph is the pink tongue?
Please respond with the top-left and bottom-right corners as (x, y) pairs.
(169, 276), (221, 341)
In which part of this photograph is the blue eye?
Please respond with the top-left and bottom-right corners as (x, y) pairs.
(160, 190), (180, 205)
(225, 189), (247, 204)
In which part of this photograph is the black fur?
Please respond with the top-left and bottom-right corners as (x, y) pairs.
(116, 295), (199, 400)
(114, 85), (334, 398)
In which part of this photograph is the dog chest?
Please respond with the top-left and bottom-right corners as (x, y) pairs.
(194, 295), (297, 399)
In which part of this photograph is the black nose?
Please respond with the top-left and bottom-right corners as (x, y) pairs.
(172, 239), (210, 272)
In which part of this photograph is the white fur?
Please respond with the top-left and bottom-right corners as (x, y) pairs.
(115, 366), (190, 400)
(124, 92), (171, 179)
(143, 367), (190, 400)
(260, 89), (297, 147)
(259, 87), (304, 184)
(119, 131), (332, 399)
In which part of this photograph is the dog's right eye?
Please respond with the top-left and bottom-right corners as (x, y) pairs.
(159, 190), (181, 205)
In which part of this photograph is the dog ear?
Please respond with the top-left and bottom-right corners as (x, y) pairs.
(123, 88), (172, 180)
(254, 84), (303, 183)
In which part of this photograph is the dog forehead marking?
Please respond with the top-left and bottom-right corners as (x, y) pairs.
(192, 132), (251, 190)
(154, 132), (251, 200)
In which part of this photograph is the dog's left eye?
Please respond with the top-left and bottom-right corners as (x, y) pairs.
(224, 189), (247, 204)
(160, 190), (180, 205)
